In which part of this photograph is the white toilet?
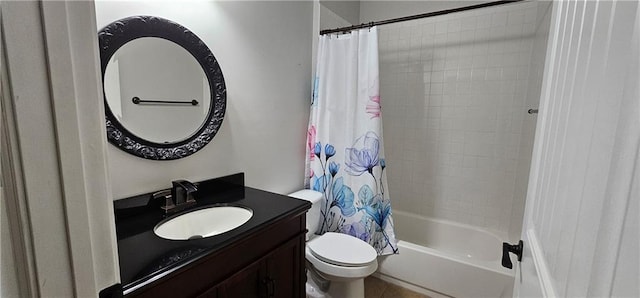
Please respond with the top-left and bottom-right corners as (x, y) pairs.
(289, 190), (378, 298)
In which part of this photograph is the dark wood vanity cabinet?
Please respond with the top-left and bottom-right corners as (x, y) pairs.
(206, 236), (303, 298)
(130, 214), (306, 298)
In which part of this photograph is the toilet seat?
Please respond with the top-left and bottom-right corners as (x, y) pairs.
(305, 233), (378, 279)
(308, 232), (377, 267)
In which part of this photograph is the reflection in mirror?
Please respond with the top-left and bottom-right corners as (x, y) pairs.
(104, 37), (211, 144)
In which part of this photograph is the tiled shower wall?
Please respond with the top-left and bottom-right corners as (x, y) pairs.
(379, 1), (544, 236)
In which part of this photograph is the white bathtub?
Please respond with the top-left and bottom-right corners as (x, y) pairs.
(376, 210), (515, 298)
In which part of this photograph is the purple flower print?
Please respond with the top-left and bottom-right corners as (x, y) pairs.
(344, 132), (380, 176)
(342, 221), (370, 242)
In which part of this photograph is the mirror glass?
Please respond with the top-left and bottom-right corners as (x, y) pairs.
(99, 15), (226, 160)
(104, 37), (211, 144)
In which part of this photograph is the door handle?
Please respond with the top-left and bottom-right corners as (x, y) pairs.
(502, 240), (524, 269)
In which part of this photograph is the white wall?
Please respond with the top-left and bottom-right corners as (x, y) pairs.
(320, 4), (352, 30)
(374, 0), (543, 236)
(95, 1), (313, 199)
(360, 1), (486, 24)
(320, 0), (360, 25)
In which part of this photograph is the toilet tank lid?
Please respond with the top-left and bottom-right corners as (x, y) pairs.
(288, 189), (323, 203)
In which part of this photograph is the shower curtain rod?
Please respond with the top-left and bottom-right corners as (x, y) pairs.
(319, 0), (525, 35)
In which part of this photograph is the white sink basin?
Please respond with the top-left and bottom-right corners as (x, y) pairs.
(154, 206), (253, 240)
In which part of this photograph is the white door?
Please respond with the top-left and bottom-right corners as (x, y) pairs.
(513, 0), (640, 297)
(2, 1), (120, 296)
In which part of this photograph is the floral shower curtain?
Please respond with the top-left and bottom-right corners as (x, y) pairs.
(304, 27), (398, 255)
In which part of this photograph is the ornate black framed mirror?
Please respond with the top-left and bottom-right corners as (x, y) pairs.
(98, 16), (226, 160)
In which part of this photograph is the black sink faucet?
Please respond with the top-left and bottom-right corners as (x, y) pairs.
(172, 179), (198, 205)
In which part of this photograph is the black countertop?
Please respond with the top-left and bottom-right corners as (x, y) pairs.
(113, 173), (310, 295)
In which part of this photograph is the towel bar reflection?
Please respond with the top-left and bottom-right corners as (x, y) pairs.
(132, 96), (199, 106)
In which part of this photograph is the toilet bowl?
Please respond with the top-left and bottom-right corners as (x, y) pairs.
(289, 190), (378, 298)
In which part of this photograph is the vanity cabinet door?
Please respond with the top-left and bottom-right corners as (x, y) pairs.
(265, 236), (304, 298)
(200, 235), (305, 298)
(197, 259), (265, 298)
(217, 260), (266, 298)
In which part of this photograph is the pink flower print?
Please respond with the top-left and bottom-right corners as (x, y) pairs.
(366, 95), (381, 118)
(307, 125), (317, 161)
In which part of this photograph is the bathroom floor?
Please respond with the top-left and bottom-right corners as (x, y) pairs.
(364, 276), (431, 298)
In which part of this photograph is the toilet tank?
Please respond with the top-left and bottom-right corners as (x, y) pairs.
(288, 190), (323, 240)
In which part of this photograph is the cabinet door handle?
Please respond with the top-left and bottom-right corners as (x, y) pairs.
(269, 278), (275, 297)
(262, 277), (275, 298)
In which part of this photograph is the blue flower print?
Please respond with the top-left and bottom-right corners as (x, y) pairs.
(330, 177), (356, 216)
(357, 185), (390, 230)
(312, 174), (328, 193)
(309, 132), (397, 254)
(371, 201), (392, 230)
(357, 185), (379, 209)
(328, 161), (340, 177)
(345, 132), (380, 176)
(325, 144), (336, 159)
(314, 142), (322, 158)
